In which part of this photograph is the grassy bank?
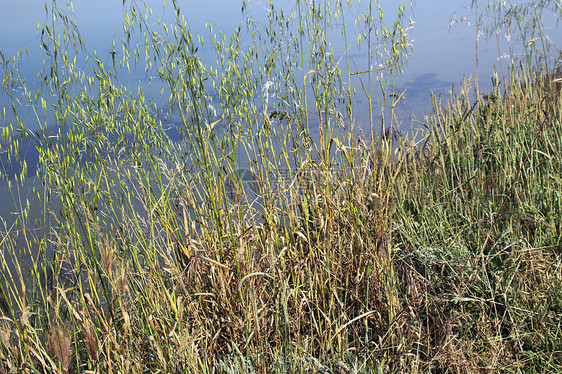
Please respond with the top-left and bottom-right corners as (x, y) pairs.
(1, 0), (561, 373)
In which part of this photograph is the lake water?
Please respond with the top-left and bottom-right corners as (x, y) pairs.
(3, 1), (559, 126)
(1, 0), (561, 228)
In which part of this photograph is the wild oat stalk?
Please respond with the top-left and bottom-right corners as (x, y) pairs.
(2, 0), (559, 373)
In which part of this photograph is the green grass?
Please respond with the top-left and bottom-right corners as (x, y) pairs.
(0, 0), (561, 373)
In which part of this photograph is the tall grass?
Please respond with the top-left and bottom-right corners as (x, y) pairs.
(0, 0), (561, 373)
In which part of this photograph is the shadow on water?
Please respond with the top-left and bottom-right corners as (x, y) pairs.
(0, 135), (40, 179)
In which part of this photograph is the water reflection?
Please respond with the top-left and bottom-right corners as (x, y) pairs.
(1, 0), (561, 213)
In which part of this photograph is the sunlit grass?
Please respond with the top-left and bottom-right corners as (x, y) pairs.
(0, 0), (561, 373)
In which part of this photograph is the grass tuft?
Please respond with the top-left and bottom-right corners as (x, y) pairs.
(0, 0), (561, 372)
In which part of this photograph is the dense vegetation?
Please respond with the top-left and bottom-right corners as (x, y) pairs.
(0, 0), (561, 372)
